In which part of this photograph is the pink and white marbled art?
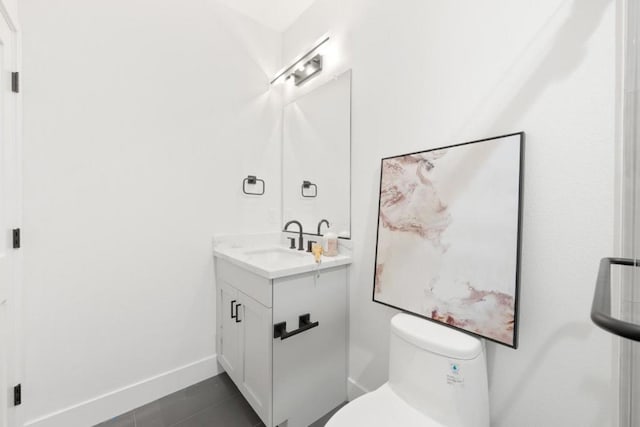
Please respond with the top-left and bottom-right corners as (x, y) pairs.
(373, 135), (522, 347)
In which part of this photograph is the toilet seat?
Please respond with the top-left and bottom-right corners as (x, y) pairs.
(325, 384), (444, 427)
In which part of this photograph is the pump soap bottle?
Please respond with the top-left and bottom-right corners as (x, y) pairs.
(324, 230), (338, 257)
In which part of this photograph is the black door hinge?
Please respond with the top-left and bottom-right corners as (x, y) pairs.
(12, 228), (20, 249)
(11, 72), (18, 93)
(13, 384), (21, 406)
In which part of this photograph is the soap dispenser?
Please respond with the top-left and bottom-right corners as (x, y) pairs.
(324, 230), (338, 257)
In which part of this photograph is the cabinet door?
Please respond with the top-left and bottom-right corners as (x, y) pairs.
(273, 267), (348, 427)
(238, 292), (272, 425)
(218, 280), (243, 384)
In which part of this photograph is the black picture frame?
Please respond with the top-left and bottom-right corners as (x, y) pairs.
(371, 132), (525, 349)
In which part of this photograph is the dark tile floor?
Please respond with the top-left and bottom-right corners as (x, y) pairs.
(95, 372), (343, 427)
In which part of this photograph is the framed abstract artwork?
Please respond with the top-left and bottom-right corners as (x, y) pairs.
(372, 132), (524, 348)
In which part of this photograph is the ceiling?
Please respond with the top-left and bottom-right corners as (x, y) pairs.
(217, 0), (318, 32)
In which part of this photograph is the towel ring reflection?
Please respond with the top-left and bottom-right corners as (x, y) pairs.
(301, 180), (317, 198)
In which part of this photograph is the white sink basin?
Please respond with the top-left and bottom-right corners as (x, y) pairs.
(213, 242), (352, 279)
(243, 247), (309, 264)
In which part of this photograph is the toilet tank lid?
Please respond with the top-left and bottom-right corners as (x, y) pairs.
(391, 313), (482, 360)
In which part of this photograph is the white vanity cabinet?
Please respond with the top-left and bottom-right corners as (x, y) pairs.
(272, 266), (348, 427)
(216, 260), (273, 425)
(217, 280), (243, 383)
(214, 255), (348, 427)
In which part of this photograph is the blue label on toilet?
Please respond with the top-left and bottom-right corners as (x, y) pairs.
(447, 362), (464, 386)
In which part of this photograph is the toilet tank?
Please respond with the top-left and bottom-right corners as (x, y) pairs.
(388, 313), (489, 427)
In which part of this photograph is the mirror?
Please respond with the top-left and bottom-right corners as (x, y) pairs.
(282, 70), (351, 238)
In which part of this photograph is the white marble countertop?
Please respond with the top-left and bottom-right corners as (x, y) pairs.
(213, 232), (352, 279)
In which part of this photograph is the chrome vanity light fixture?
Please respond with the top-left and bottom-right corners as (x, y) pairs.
(289, 54), (323, 86)
(270, 34), (329, 86)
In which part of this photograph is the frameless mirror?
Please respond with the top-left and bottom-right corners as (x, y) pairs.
(282, 70), (351, 238)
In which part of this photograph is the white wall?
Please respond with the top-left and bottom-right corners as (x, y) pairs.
(284, 1), (616, 426)
(2, 0), (18, 29)
(20, 1), (281, 425)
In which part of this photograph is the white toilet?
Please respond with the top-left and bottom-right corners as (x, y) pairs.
(327, 313), (490, 427)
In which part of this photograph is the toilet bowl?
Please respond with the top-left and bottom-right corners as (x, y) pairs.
(326, 313), (489, 427)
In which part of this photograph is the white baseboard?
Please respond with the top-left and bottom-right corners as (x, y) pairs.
(24, 355), (222, 427)
(347, 377), (370, 401)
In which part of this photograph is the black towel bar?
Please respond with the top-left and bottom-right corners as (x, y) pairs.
(273, 314), (319, 340)
(591, 257), (640, 342)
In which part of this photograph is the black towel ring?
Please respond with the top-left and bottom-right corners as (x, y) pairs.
(243, 175), (265, 196)
(301, 180), (317, 198)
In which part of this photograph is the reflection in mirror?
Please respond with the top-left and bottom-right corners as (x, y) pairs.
(282, 70), (351, 238)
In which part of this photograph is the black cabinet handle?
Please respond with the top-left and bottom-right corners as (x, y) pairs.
(273, 314), (319, 340)
(230, 300), (237, 319)
(234, 303), (242, 323)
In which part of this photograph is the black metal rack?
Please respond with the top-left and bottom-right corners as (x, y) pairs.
(273, 313), (319, 340)
(591, 257), (640, 342)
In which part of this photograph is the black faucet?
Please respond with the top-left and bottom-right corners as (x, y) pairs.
(317, 219), (330, 236)
(284, 220), (304, 251)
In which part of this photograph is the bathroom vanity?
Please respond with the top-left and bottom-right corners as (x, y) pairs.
(214, 65), (354, 427)
(214, 235), (351, 427)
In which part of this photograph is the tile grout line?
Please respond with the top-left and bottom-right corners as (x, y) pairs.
(166, 391), (243, 427)
(95, 375), (242, 427)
